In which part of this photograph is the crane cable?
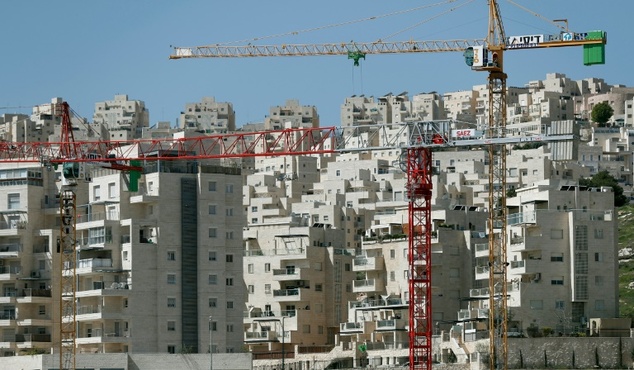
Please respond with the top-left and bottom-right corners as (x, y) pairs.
(504, 0), (568, 32)
(213, 0), (460, 46)
(378, 0), (476, 42)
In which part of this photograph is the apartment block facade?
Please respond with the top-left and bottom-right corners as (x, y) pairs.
(0, 162), (245, 356)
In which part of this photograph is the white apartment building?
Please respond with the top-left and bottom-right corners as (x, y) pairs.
(265, 99), (319, 130)
(506, 181), (618, 333)
(179, 96), (236, 134)
(0, 161), (245, 356)
(93, 94), (149, 140)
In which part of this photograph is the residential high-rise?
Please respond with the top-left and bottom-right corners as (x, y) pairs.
(0, 161), (245, 356)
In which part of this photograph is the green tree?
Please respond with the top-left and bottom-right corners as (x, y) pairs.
(579, 170), (628, 206)
(591, 102), (614, 126)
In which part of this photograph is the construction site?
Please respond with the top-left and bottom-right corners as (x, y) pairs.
(1, 1), (630, 370)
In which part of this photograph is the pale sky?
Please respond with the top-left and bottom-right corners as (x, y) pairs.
(1, 1), (630, 127)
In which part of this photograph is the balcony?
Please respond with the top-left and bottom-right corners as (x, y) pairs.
(15, 334), (52, 348)
(475, 265), (489, 280)
(129, 193), (159, 204)
(74, 258), (113, 274)
(244, 330), (278, 342)
(272, 288), (301, 302)
(77, 281), (130, 297)
(0, 266), (21, 280)
(77, 235), (113, 250)
(272, 268), (302, 281)
(76, 329), (129, 344)
(76, 212), (119, 225)
(353, 255), (385, 272)
(340, 322), (363, 333)
(474, 243), (489, 258)
(353, 278), (385, 293)
(0, 243), (21, 257)
(16, 288), (52, 303)
(376, 319), (403, 331)
(349, 297), (406, 310)
(457, 308), (488, 321)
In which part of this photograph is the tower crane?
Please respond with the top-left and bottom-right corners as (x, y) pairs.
(169, 1), (606, 370)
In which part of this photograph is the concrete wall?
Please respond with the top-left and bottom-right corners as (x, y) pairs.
(2, 352), (252, 370)
(507, 337), (634, 369)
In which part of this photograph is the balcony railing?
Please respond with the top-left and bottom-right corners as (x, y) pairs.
(18, 288), (52, 298)
(273, 288), (299, 297)
(0, 266), (21, 274)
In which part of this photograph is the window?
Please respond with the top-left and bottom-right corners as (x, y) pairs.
(264, 263), (271, 272)
(7, 193), (20, 209)
(226, 208), (234, 216)
(315, 284), (323, 292)
(390, 271), (396, 281)
(209, 228), (217, 238)
(303, 324), (311, 333)
(93, 186), (101, 201)
(167, 274), (176, 285)
(208, 205), (217, 215)
(227, 301), (234, 309)
(208, 181), (217, 191)
(550, 253), (564, 262)
(248, 285), (254, 294)
(226, 231), (234, 239)
(167, 251), (175, 261)
(251, 206), (258, 212)
(248, 264), (254, 274)
(390, 249), (395, 259)
(209, 275), (217, 285)
(167, 321), (176, 331)
(209, 298), (217, 308)
(226, 278), (234, 286)
(555, 301), (565, 310)
(551, 277), (564, 285)
(167, 298), (176, 307)
(594, 228), (604, 239)
(550, 229), (563, 239)
(209, 251), (217, 261)
(251, 218), (258, 224)
(167, 345), (176, 354)
(345, 263), (351, 271)
(108, 182), (117, 198)
(264, 284), (271, 294)
(595, 275), (604, 286)
(226, 254), (233, 263)
(530, 300), (543, 310)
(39, 305), (46, 315)
(226, 184), (234, 193)
(227, 324), (234, 332)
(594, 252), (604, 262)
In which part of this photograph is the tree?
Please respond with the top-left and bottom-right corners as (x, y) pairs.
(591, 102), (614, 126)
(579, 170), (628, 206)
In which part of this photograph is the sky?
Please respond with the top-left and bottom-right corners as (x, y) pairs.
(1, 1), (632, 128)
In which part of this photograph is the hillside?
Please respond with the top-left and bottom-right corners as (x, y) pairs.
(618, 204), (634, 318)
